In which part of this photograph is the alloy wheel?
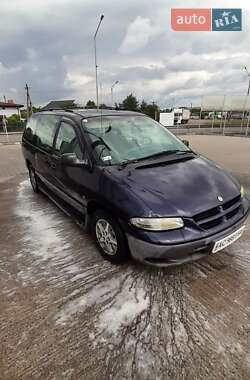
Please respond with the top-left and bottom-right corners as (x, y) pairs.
(95, 219), (118, 256)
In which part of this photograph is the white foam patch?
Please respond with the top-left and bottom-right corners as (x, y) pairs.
(16, 180), (69, 259)
(99, 286), (149, 334)
(55, 276), (122, 325)
(15, 180), (80, 282)
(55, 274), (149, 336)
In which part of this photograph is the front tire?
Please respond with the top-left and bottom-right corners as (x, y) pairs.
(92, 211), (129, 264)
(28, 166), (39, 193)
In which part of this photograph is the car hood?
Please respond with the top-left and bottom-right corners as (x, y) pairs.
(109, 156), (240, 217)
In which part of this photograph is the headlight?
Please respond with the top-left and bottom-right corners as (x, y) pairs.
(240, 185), (245, 198)
(130, 217), (184, 231)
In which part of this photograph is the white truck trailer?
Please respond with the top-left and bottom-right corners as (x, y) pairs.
(160, 108), (190, 127)
(159, 112), (175, 127)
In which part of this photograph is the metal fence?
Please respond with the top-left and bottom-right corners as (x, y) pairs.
(169, 95), (250, 137)
(199, 95), (250, 136)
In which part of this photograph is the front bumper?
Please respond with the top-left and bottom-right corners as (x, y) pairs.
(126, 212), (249, 267)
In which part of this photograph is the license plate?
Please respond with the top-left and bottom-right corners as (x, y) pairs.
(212, 225), (245, 254)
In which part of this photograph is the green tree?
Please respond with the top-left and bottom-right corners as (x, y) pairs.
(32, 106), (41, 113)
(20, 109), (27, 119)
(6, 113), (23, 129)
(122, 93), (139, 111)
(85, 100), (97, 109)
(140, 101), (159, 120)
(140, 99), (148, 114)
(7, 114), (20, 124)
(99, 103), (108, 109)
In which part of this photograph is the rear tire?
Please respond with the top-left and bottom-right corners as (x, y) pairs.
(28, 166), (39, 193)
(92, 211), (129, 264)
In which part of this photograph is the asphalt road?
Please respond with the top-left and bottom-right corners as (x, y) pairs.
(0, 132), (23, 145)
(0, 136), (250, 380)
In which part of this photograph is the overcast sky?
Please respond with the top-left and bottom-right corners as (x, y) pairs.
(0, 0), (250, 108)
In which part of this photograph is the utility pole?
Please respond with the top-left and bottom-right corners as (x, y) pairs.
(94, 15), (104, 110)
(25, 83), (33, 120)
(242, 67), (250, 131)
(111, 81), (119, 108)
(244, 66), (250, 96)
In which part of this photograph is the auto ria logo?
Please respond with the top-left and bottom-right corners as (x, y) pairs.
(171, 8), (242, 31)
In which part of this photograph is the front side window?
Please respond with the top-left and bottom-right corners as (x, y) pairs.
(55, 122), (82, 159)
(81, 115), (189, 165)
(35, 115), (59, 151)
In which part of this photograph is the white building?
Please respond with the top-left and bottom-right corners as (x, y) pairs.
(0, 100), (23, 118)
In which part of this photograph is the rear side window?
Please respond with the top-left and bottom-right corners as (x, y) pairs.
(23, 116), (38, 143)
(35, 115), (59, 152)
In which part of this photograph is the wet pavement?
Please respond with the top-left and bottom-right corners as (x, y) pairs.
(0, 132), (22, 145)
(0, 138), (250, 379)
(0, 145), (26, 182)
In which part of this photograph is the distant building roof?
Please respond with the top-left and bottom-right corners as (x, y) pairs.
(41, 100), (76, 111)
(0, 101), (23, 109)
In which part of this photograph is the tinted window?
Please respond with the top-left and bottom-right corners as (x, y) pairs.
(36, 115), (59, 151)
(55, 122), (82, 159)
(23, 116), (38, 142)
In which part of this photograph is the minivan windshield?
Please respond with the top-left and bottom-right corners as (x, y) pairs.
(82, 115), (190, 165)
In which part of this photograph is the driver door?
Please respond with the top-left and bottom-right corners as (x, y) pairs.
(50, 119), (86, 211)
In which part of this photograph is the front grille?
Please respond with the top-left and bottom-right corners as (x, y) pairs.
(193, 195), (242, 231)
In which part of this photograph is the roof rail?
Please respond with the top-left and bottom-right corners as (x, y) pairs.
(40, 108), (75, 112)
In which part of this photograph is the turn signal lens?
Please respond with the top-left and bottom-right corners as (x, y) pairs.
(240, 185), (245, 198)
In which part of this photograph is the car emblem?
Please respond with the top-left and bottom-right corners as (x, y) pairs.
(218, 195), (223, 202)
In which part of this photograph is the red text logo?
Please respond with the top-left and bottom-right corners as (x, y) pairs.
(171, 9), (211, 31)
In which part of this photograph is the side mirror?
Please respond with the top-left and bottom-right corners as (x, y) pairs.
(61, 153), (89, 167)
(182, 139), (189, 147)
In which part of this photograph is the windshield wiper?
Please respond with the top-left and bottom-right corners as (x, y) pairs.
(119, 158), (140, 169)
(140, 149), (193, 161)
(119, 150), (193, 169)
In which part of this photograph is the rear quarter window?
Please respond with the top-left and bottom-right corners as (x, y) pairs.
(35, 115), (59, 152)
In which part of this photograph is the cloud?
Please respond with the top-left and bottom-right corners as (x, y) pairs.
(119, 16), (162, 54)
(0, 0), (250, 107)
(65, 73), (94, 89)
(0, 62), (21, 75)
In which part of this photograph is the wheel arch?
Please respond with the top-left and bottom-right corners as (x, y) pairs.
(87, 199), (117, 221)
(86, 199), (128, 235)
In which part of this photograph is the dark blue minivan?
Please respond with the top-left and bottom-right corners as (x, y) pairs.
(22, 109), (249, 266)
